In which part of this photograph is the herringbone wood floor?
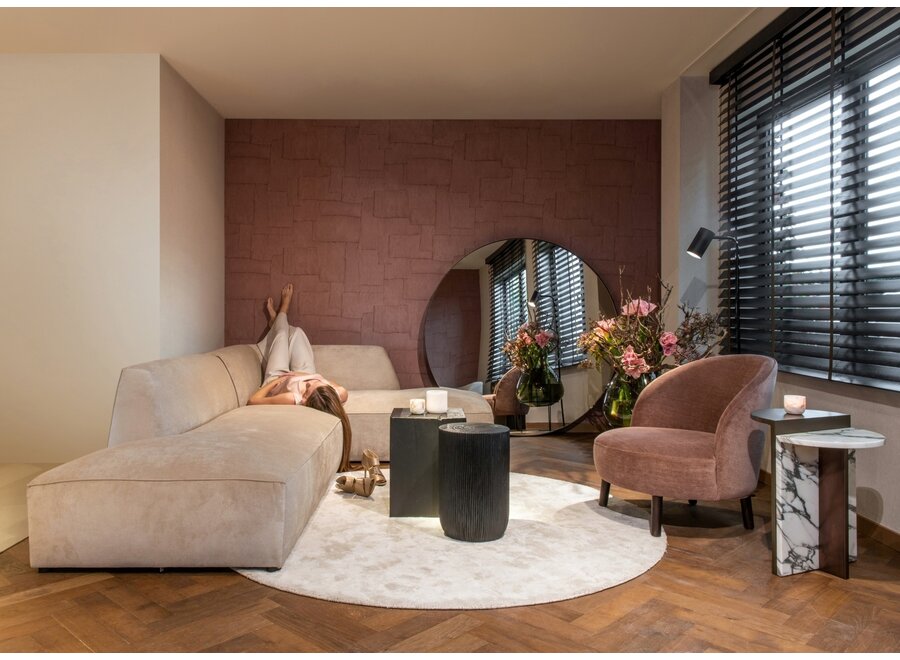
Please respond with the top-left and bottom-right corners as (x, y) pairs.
(2, 434), (898, 652)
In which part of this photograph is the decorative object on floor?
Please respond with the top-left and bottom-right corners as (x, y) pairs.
(438, 423), (510, 542)
(595, 354), (777, 536)
(685, 227), (741, 350)
(335, 474), (375, 497)
(749, 408), (852, 576)
(526, 289), (567, 426)
(425, 389), (449, 414)
(515, 361), (563, 408)
(600, 371), (658, 428)
(409, 397), (426, 415)
(361, 449), (386, 487)
(389, 407), (466, 518)
(773, 428), (884, 580)
(783, 394), (807, 415)
(578, 279), (725, 427)
(237, 470), (666, 609)
(482, 367), (529, 431)
(503, 320), (564, 407)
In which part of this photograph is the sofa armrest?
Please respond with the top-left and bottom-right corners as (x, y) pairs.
(311, 345), (401, 391)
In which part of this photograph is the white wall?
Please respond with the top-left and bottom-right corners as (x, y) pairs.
(160, 59), (225, 358)
(0, 54), (161, 463)
(661, 75), (900, 534)
(0, 55), (225, 464)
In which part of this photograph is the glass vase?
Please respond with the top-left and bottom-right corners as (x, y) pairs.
(601, 372), (657, 428)
(516, 361), (564, 407)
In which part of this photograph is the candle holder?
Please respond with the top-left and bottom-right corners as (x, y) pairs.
(426, 390), (448, 414)
(783, 395), (807, 415)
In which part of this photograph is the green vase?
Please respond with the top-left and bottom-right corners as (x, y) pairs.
(516, 361), (564, 407)
(601, 372), (657, 428)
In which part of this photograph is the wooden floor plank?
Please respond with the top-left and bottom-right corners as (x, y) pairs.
(0, 433), (896, 652)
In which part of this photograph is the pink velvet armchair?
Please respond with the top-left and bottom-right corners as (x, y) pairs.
(593, 354), (777, 536)
(483, 367), (529, 431)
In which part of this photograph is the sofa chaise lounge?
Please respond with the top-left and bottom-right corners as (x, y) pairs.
(27, 343), (492, 570)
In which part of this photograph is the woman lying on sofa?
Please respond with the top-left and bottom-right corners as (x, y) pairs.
(249, 283), (353, 471)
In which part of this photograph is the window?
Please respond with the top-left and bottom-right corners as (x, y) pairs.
(486, 240), (527, 381)
(532, 240), (587, 368)
(717, 8), (900, 390)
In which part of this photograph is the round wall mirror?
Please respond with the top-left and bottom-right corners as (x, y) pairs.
(424, 239), (616, 435)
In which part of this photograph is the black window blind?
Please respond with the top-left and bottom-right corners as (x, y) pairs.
(532, 240), (587, 368)
(718, 7), (900, 390)
(486, 239), (527, 382)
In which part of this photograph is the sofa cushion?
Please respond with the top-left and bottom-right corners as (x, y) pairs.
(108, 353), (238, 447)
(29, 405), (343, 568)
(214, 344), (264, 406)
(312, 345), (401, 391)
(344, 387), (494, 460)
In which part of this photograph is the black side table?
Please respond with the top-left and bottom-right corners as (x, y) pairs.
(438, 422), (510, 542)
(389, 407), (465, 518)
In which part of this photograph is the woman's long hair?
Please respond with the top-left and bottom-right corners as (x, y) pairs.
(305, 385), (352, 472)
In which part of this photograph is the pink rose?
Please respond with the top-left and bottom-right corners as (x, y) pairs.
(622, 298), (658, 317)
(534, 331), (551, 348)
(593, 318), (616, 338)
(659, 331), (678, 356)
(620, 345), (649, 378)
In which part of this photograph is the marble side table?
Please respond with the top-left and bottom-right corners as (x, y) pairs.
(750, 409), (852, 576)
(775, 428), (884, 579)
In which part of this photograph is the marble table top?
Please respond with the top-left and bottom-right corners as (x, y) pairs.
(776, 427), (885, 450)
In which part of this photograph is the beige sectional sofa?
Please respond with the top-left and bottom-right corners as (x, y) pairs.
(27, 343), (492, 570)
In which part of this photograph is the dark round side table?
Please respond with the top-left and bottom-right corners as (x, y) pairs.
(438, 422), (510, 542)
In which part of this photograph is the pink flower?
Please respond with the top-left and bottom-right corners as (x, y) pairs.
(659, 331), (678, 356)
(522, 334), (532, 345)
(593, 318), (616, 338)
(622, 298), (658, 317)
(620, 345), (649, 378)
(534, 330), (553, 348)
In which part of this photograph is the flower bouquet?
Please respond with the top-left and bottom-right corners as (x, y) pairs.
(578, 282), (725, 427)
(502, 321), (564, 407)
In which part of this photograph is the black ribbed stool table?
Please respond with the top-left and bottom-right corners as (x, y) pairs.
(438, 422), (510, 542)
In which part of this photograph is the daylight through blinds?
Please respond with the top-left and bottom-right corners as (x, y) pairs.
(718, 7), (900, 390)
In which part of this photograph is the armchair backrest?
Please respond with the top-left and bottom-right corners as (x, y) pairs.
(491, 367), (528, 416)
(713, 355), (777, 499)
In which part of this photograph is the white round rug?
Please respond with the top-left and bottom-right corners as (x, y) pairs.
(237, 470), (666, 609)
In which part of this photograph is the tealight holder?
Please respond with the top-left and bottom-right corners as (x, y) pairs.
(783, 394), (807, 415)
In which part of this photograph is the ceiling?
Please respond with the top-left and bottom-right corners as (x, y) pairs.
(0, 7), (781, 119)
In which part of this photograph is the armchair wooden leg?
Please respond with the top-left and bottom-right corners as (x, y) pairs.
(688, 499), (697, 506)
(740, 496), (754, 530)
(599, 480), (610, 507)
(650, 496), (663, 537)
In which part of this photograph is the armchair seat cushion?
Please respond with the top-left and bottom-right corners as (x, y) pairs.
(594, 427), (719, 501)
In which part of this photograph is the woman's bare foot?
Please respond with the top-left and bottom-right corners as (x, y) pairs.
(278, 283), (293, 315)
(265, 297), (276, 326)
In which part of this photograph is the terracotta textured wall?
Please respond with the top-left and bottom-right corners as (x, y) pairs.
(225, 119), (660, 387)
(423, 269), (482, 387)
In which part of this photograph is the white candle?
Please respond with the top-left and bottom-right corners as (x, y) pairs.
(409, 398), (426, 415)
(783, 395), (807, 415)
(425, 389), (448, 414)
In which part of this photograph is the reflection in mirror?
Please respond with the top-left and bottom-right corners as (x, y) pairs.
(424, 239), (616, 434)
